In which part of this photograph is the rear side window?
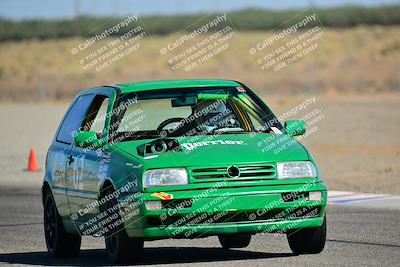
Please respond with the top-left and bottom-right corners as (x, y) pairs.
(56, 95), (94, 144)
(81, 95), (110, 134)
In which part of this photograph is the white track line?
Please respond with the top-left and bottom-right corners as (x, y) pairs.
(328, 190), (400, 206)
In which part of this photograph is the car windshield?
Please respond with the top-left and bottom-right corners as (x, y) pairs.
(110, 86), (282, 142)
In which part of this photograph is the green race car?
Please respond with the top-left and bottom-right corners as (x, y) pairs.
(42, 79), (327, 263)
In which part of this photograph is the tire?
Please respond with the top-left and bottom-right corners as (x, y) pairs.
(287, 215), (326, 255)
(43, 189), (81, 257)
(103, 188), (144, 264)
(218, 233), (251, 248)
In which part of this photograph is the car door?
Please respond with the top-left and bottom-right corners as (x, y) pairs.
(64, 89), (115, 226)
(48, 94), (95, 219)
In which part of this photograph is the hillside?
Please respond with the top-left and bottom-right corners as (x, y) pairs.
(0, 26), (399, 101)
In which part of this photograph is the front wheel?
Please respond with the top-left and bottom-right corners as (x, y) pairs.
(44, 189), (81, 257)
(287, 215), (326, 255)
(218, 233), (251, 248)
(103, 189), (144, 264)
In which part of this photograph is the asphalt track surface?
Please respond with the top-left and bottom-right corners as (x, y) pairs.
(0, 185), (399, 266)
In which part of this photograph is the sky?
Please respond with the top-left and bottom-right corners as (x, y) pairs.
(0, 0), (399, 21)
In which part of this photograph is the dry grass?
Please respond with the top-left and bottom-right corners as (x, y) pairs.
(1, 26), (400, 101)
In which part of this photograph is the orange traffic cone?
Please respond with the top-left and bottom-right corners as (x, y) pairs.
(26, 148), (39, 172)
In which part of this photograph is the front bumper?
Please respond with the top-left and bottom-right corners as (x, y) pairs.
(118, 182), (327, 240)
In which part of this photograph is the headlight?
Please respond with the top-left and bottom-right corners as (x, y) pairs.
(277, 161), (317, 179)
(143, 168), (188, 187)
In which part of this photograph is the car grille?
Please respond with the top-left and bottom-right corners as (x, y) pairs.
(189, 163), (276, 182)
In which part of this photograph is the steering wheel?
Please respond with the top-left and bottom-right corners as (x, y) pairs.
(156, 117), (185, 133)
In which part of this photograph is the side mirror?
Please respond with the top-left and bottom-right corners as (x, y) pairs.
(284, 120), (306, 136)
(74, 131), (103, 149)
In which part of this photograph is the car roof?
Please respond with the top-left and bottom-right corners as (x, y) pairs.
(112, 79), (241, 94)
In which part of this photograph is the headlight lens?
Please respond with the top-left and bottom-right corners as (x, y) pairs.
(277, 161), (317, 179)
(143, 168), (188, 187)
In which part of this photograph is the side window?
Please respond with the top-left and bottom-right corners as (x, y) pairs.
(56, 95), (94, 144)
(81, 95), (110, 135)
(248, 114), (265, 131)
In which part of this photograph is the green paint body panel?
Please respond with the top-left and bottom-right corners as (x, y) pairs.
(43, 79), (327, 239)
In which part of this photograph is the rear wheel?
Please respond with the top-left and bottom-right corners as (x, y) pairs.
(44, 189), (81, 257)
(104, 188), (144, 264)
(287, 215), (326, 255)
(218, 233), (251, 248)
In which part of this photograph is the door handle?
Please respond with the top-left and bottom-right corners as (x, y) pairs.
(67, 155), (74, 165)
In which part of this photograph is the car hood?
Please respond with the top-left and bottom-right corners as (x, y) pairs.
(112, 133), (310, 169)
